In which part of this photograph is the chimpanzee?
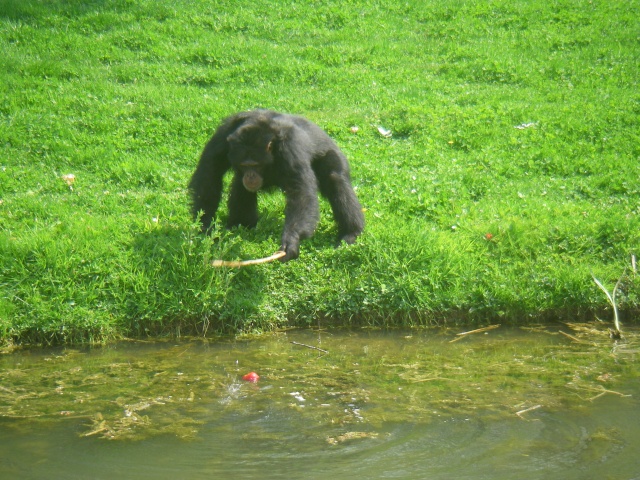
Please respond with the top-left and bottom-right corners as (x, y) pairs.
(189, 109), (365, 261)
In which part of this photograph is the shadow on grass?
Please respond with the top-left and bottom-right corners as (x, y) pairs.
(0, 0), (108, 20)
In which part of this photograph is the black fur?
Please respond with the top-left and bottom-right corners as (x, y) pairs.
(189, 109), (365, 261)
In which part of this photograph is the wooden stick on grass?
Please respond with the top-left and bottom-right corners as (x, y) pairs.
(212, 250), (286, 268)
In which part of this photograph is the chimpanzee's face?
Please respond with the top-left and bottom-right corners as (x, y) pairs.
(227, 127), (274, 192)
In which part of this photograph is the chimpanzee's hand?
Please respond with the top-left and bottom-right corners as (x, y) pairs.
(280, 235), (300, 262)
(338, 233), (358, 246)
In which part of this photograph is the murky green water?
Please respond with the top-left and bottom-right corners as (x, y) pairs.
(1, 325), (638, 479)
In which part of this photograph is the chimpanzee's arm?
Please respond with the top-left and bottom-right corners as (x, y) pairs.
(188, 141), (228, 232)
(188, 114), (249, 232)
(276, 128), (321, 261)
(280, 174), (320, 260)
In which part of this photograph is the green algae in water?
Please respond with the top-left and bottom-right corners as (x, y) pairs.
(0, 325), (637, 442)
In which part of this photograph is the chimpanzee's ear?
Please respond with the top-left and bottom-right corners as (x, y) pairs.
(266, 130), (280, 152)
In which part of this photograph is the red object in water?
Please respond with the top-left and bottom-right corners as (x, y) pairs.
(242, 372), (260, 383)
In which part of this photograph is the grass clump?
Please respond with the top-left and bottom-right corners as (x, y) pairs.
(1, 0), (639, 344)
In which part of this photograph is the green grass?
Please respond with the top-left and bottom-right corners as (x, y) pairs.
(1, 0), (638, 344)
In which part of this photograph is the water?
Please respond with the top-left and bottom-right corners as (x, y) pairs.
(1, 326), (638, 479)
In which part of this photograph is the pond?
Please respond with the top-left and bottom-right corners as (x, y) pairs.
(1, 324), (638, 479)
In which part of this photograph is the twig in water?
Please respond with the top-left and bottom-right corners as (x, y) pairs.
(588, 387), (631, 401)
(449, 324), (500, 343)
(569, 384), (632, 401)
(515, 404), (542, 419)
(82, 426), (109, 437)
(212, 250), (286, 268)
(0, 385), (17, 395)
(558, 330), (593, 345)
(291, 341), (328, 354)
(412, 377), (450, 383)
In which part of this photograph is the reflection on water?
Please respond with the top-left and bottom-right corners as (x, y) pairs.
(1, 326), (638, 479)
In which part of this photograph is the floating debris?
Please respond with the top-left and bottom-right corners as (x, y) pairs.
(327, 431), (379, 445)
(289, 392), (305, 402)
(515, 404), (542, 420)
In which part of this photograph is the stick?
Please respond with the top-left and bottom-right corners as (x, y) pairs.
(449, 324), (500, 342)
(291, 341), (329, 354)
(412, 377), (450, 383)
(212, 250), (286, 268)
(515, 404), (542, 419)
(82, 426), (109, 437)
(0, 385), (17, 395)
(588, 388), (631, 401)
(558, 330), (589, 344)
(456, 324), (501, 336)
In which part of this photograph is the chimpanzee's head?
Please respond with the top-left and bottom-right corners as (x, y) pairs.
(227, 122), (276, 192)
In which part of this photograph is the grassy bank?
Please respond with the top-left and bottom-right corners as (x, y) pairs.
(1, 0), (638, 344)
